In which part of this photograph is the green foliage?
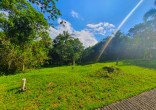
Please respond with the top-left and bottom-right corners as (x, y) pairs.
(81, 1), (156, 64)
(81, 15), (156, 64)
(144, 0), (156, 21)
(128, 20), (156, 59)
(123, 59), (156, 70)
(50, 31), (84, 65)
(0, 0), (61, 25)
(81, 31), (130, 63)
(0, 0), (49, 42)
(0, 0), (52, 73)
(144, 8), (156, 21)
(0, 34), (51, 73)
(28, 0), (61, 22)
(1, 62), (156, 109)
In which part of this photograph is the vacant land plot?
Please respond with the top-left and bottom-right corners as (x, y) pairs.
(1, 62), (156, 109)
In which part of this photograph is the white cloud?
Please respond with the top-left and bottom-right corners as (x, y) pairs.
(49, 18), (97, 48)
(49, 27), (60, 39)
(57, 18), (74, 33)
(86, 23), (103, 28)
(49, 18), (74, 39)
(72, 30), (98, 48)
(71, 10), (84, 20)
(86, 22), (115, 36)
(71, 10), (79, 19)
(49, 19), (116, 48)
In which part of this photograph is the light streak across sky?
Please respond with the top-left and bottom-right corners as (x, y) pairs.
(96, 0), (144, 62)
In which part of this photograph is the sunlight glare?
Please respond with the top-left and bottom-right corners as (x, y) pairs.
(96, 0), (144, 62)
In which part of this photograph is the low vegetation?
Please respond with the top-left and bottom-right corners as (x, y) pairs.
(1, 62), (156, 109)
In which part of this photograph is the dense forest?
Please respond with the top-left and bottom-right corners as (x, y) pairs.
(0, 0), (156, 74)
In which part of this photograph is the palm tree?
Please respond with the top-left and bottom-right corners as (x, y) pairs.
(144, 0), (156, 21)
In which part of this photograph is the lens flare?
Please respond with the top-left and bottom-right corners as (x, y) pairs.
(96, 0), (144, 62)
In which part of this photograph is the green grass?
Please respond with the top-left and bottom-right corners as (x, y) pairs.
(1, 61), (156, 109)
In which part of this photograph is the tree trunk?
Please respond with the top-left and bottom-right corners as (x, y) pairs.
(72, 58), (75, 65)
(8, 61), (11, 70)
(22, 63), (25, 71)
(116, 56), (119, 65)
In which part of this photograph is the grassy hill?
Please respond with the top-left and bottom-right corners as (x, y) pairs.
(1, 61), (156, 109)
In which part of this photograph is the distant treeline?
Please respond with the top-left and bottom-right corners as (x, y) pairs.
(81, 1), (156, 64)
(81, 20), (156, 64)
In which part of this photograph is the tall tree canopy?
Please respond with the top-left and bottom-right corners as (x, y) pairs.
(128, 20), (156, 59)
(144, 0), (156, 21)
(81, 31), (130, 64)
(0, 0), (61, 24)
(0, 0), (52, 73)
(29, 0), (61, 21)
(50, 31), (84, 65)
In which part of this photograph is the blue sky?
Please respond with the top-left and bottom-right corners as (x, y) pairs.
(48, 0), (155, 47)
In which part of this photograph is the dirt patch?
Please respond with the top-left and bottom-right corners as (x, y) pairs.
(91, 66), (123, 78)
(102, 66), (120, 73)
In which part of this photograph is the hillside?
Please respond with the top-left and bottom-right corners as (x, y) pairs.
(1, 61), (156, 109)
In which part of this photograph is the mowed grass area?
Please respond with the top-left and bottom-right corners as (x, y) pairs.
(1, 62), (156, 109)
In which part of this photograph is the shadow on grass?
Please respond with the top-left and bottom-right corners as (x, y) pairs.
(79, 60), (117, 66)
(122, 59), (156, 70)
(7, 87), (26, 94)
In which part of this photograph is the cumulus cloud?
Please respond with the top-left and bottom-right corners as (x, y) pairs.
(86, 22), (115, 36)
(72, 30), (98, 48)
(49, 18), (97, 48)
(49, 18), (74, 38)
(49, 18), (116, 48)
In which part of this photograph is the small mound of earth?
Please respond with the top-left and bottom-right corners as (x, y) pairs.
(91, 66), (123, 78)
(102, 66), (120, 73)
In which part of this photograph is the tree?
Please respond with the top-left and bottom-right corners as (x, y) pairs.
(144, 0), (156, 21)
(0, 0), (52, 73)
(50, 31), (84, 65)
(81, 31), (131, 64)
(81, 0), (156, 64)
(28, 0), (61, 22)
(128, 20), (156, 59)
(0, 0), (61, 25)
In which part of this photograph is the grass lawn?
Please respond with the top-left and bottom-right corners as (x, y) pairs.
(1, 61), (156, 109)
